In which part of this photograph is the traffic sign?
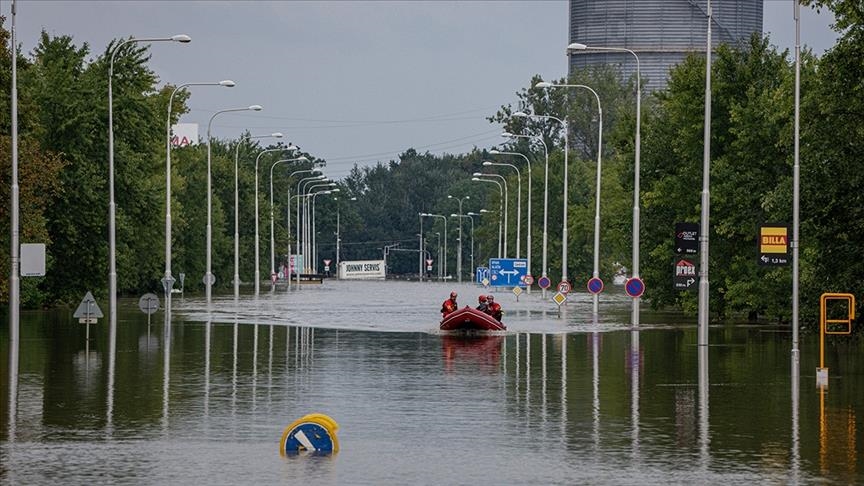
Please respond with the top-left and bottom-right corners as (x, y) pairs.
(537, 276), (551, 289)
(522, 274), (534, 286)
(587, 277), (604, 294)
(488, 258), (528, 287)
(557, 280), (572, 294)
(673, 257), (697, 290)
(553, 292), (567, 306)
(73, 291), (104, 321)
(475, 266), (490, 284)
(625, 277), (645, 298)
(675, 222), (699, 254)
(138, 293), (160, 315)
(512, 286), (523, 297)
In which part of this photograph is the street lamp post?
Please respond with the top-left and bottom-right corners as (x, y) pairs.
(109, 33), (190, 326)
(165, 79), (234, 309)
(447, 195), (470, 282)
(452, 213), (476, 282)
(233, 132), (283, 297)
(269, 156), (308, 285)
(253, 146), (297, 295)
(418, 214), (424, 280)
(513, 111), (568, 284)
(285, 167), (320, 287)
(479, 209), (500, 259)
(420, 213), (447, 278)
(335, 196), (356, 275)
(435, 232), (442, 280)
(503, 132), (549, 295)
(311, 188), (337, 272)
(568, 41), (641, 327)
(296, 175), (326, 279)
(305, 182), (335, 273)
(473, 174), (508, 258)
(490, 150), (532, 287)
(536, 82), (603, 315)
(206, 104), (263, 303)
(483, 161), (522, 258)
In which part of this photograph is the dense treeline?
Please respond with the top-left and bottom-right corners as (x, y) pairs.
(2, 2), (863, 329)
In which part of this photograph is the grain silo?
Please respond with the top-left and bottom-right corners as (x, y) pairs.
(568, 0), (763, 90)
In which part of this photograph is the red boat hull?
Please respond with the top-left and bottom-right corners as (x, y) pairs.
(440, 306), (506, 331)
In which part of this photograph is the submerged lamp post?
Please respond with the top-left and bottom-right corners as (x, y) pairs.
(109, 33), (190, 326)
(233, 132), (283, 296)
(205, 104), (263, 303)
(253, 146), (298, 295)
(269, 156), (308, 285)
(447, 195), (470, 282)
(489, 149), (532, 276)
(536, 81), (603, 315)
(568, 41), (642, 327)
(165, 79), (234, 309)
(420, 213), (448, 278)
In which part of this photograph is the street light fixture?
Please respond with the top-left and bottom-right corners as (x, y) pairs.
(303, 180), (333, 273)
(206, 105), (264, 303)
(483, 161), (522, 259)
(253, 145), (298, 295)
(568, 41), (642, 327)
(447, 194), (470, 282)
(512, 110), (569, 285)
(269, 156), (309, 285)
(108, 33), (190, 327)
(473, 178), (504, 258)
(536, 81), (603, 315)
(420, 213), (447, 278)
(233, 132), (283, 296)
(164, 79), (234, 310)
(479, 208), (500, 260)
(489, 149), (532, 281)
(452, 213), (476, 282)
(502, 131), (550, 295)
(473, 173), (508, 258)
(296, 175), (327, 278)
(285, 167), (320, 287)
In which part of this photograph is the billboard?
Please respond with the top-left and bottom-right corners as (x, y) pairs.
(171, 123), (199, 147)
(338, 260), (386, 280)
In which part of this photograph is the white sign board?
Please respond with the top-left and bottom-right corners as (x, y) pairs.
(20, 243), (46, 276)
(171, 123), (199, 147)
(338, 260), (386, 280)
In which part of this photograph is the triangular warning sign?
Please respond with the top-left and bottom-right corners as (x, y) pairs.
(73, 291), (104, 318)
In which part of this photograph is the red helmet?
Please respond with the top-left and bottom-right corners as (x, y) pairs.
(478, 295), (487, 303)
(450, 291), (458, 298)
(487, 294), (494, 302)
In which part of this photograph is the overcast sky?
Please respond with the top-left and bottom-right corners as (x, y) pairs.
(11, 1), (838, 179)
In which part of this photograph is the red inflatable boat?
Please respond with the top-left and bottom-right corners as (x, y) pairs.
(440, 306), (506, 331)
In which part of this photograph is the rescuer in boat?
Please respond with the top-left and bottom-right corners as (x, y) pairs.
(476, 295), (488, 313)
(486, 294), (503, 322)
(441, 291), (458, 317)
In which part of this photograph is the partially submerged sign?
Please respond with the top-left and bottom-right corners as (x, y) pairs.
(73, 291), (103, 324)
(338, 260), (386, 280)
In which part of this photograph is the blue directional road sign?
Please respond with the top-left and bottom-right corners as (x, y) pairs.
(475, 266), (490, 284)
(489, 258), (528, 287)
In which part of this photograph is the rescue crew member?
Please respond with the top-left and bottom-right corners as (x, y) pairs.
(486, 294), (503, 322)
(441, 291), (458, 317)
(476, 295), (488, 313)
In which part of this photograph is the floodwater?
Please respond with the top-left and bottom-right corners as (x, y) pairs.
(2, 279), (863, 484)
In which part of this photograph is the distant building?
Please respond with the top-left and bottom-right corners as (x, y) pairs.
(568, 0), (763, 90)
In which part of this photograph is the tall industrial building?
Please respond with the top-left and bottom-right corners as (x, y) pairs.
(568, 0), (763, 90)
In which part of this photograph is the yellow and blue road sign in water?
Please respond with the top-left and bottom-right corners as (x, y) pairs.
(280, 413), (340, 455)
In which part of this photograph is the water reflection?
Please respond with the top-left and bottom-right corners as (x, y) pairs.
(4, 289), (864, 484)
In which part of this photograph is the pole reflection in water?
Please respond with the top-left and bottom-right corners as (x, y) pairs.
(525, 333), (531, 408)
(7, 318), (20, 443)
(268, 325), (274, 408)
(560, 333), (567, 445)
(252, 324), (259, 412)
(630, 329), (641, 462)
(515, 332), (520, 405)
(592, 331), (600, 451)
(791, 353), (800, 484)
(162, 312), (171, 431)
(106, 311), (117, 436)
(204, 320), (211, 419)
(232, 319), (238, 422)
(698, 344), (710, 471)
(541, 333), (548, 425)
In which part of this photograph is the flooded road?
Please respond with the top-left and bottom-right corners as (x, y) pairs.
(2, 280), (862, 484)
